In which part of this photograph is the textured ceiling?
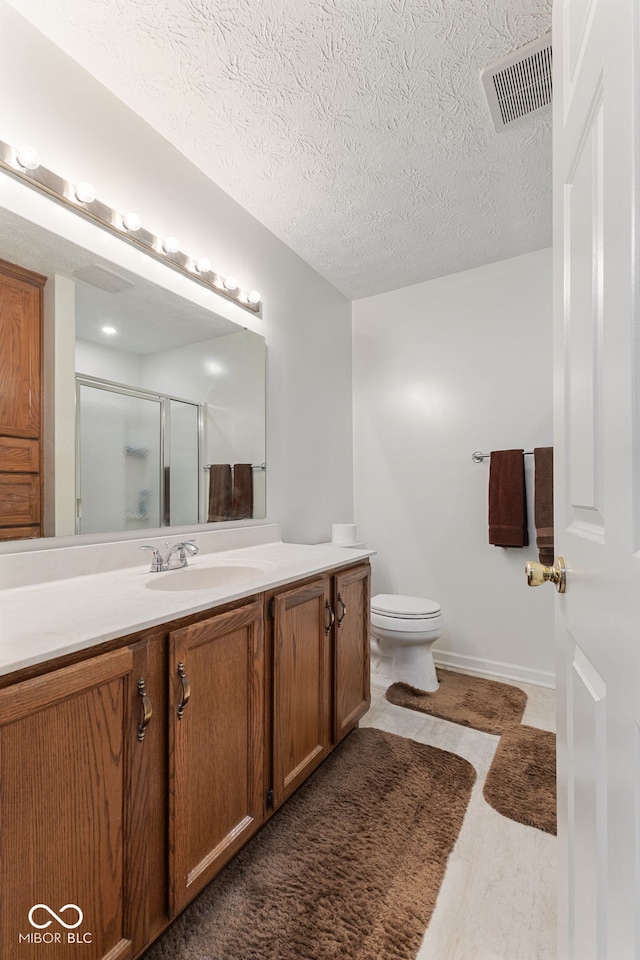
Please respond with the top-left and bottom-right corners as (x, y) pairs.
(7, 0), (552, 300)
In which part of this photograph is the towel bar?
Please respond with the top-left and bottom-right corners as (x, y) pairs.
(472, 450), (534, 463)
(203, 463), (266, 470)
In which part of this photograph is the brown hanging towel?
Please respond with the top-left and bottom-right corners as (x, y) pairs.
(207, 464), (231, 521)
(534, 446), (554, 566)
(230, 463), (253, 520)
(488, 449), (529, 547)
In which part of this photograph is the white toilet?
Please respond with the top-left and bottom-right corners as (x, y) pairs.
(370, 594), (445, 692)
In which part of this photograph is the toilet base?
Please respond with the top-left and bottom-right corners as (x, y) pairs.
(392, 643), (439, 692)
(370, 659), (393, 688)
(370, 637), (440, 692)
(370, 636), (393, 687)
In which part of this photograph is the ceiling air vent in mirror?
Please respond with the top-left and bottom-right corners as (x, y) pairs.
(480, 31), (552, 132)
(73, 263), (136, 293)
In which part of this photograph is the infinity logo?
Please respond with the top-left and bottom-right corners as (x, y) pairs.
(28, 904), (84, 930)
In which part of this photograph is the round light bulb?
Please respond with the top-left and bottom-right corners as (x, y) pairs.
(75, 181), (96, 204)
(195, 257), (211, 274)
(16, 145), (40, 171)
(223, 276), (238, 292)
(162, 236), (180, 254)
(123, 211), (141, 232)
(247, 290), (261, 305)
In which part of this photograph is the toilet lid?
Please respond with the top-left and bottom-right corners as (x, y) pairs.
(370, 594), (441, 620)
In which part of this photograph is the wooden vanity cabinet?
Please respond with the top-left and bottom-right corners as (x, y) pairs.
(269, 562), (371, 808)
(0, 559), (370, 959)
(167, 600), (265, 915)
(271, 576), (333, 809)
(0, 642), (151, 960)
(333, 563), (371, 744)
(128, 634), (168, 952)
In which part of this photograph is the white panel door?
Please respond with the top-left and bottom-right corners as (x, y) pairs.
(553, 1), (640, 958)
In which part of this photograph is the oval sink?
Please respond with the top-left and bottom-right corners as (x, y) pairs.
(145, 564), (268, 591)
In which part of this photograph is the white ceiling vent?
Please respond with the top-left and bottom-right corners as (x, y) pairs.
(73, 263), (136, 293)
(481, 31), (552, 132)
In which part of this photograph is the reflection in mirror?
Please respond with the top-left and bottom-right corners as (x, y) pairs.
(0, 205), (266, 543)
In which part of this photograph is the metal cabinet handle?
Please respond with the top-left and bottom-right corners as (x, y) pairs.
(324, 600), (335, 635)
(177, 660), (191, 719)
(137, 677), (153, 742)
(337, 593), (347, 626)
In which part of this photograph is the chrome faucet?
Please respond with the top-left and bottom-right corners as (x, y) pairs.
(165, 540), (199, 569)
(139, 540), (199, 572)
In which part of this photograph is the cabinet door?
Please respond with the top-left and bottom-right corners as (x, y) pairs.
(0, 266), (42, 439)
(272, 577), (332, 808)
(0, 647), (137, 960)
(168, 601), (265, 915)
(0, 474), (40, 526)
(127, 637), (165, 952)
(334, 564), (371, 744)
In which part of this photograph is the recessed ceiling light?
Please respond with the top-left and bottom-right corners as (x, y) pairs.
(101, 326), (117, 336)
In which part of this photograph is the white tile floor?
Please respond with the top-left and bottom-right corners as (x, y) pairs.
(361, 676), (557, 960)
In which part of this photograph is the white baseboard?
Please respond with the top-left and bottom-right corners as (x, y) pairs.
(434, 649), (555, 689)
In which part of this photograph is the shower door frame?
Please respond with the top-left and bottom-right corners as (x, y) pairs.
(75, 374), (205, 535)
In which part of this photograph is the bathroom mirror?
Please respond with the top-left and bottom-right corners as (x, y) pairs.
(0, 179), (266, 544)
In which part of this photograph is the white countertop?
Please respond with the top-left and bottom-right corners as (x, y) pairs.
(0, 538), (374, 678)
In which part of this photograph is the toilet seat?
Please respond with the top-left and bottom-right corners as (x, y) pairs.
(370, 594), (441, 620)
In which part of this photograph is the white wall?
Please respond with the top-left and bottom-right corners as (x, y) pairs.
(75, 339), (143, 385)
(0, 1), (353, 545)
(353, 249), (555, 685)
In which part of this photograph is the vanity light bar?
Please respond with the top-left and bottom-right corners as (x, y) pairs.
(0, 139), (261, 314)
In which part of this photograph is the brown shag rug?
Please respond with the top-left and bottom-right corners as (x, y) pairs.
(483, 724), (557, 835)
(385, 669), (527, 735)
(142, 727), (476, 960)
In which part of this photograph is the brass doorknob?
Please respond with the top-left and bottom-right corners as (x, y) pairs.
(525, 556), (566, 593)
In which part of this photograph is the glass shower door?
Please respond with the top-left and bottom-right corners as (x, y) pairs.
(77, 384), (162, 534)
